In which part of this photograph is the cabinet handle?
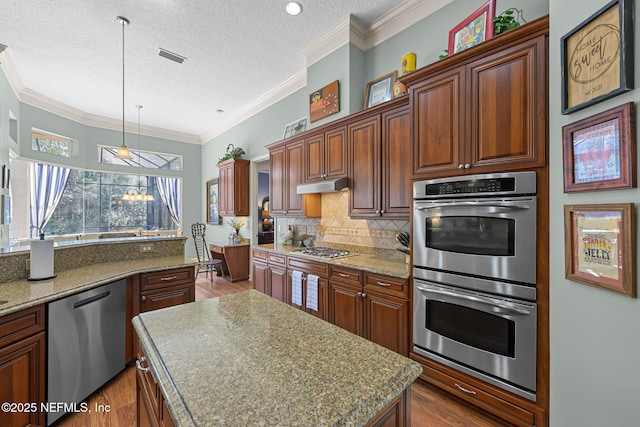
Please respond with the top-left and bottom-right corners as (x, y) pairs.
(160, 276), (178, 281)
(338, 273), (351, 278)
(455, 383), (477, 395)
(376, 281), (391, 287)
(141, 295), (147, 301)
(464, 164), (470, 169)
(136, 356), (150, 373)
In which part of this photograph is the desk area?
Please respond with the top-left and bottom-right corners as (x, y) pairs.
(209, 241), (249, 282)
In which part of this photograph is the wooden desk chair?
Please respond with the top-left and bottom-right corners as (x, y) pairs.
(191, 223), (224, 280)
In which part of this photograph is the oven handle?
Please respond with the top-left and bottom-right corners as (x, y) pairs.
(416, 285), (533, 315)
(415, 199), (534, 210)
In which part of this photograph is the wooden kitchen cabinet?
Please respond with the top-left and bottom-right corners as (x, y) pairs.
(269, 140), (321, 218)
(252, 250), (288, 303)
(304, 126), (348, 182)
(139, 267), (195, 313)
(287, 256), (329, 321)
(137, 339), (176, 427)
(217, 158), (250, 217)
(329, 267), (409, 355)
(405, 20), (547, 179)
(348, 100), (411, 219)
(0, 305), (46, 427)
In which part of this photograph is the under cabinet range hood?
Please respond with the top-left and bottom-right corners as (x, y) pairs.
(296, 177), (348, 194)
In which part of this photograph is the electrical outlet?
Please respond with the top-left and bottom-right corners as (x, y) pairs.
(25, 259), (30, 271)
(140, 244), (154, 252)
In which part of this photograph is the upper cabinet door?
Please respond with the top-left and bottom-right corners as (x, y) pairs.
(381, 105), (411, 219)
(304, 134), (325, 182)
(467, 34), (547, 172)
(324, 126), (347, 179)
(411, 67), (465, 177)
(285, 141), (304, 215)
(269, 146), (286, 216)
(348, 116), (381, 218)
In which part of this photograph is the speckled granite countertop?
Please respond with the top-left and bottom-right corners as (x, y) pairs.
(0, 256), (196, 317)
(133, 290), (421, 426)
(254, 244), (410, 279)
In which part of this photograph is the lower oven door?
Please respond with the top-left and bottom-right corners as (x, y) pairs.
(413, 278), (537, 400)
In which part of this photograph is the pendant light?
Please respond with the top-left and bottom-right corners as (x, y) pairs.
(115, 16), (132, 160)
(122, 105), (155, 201)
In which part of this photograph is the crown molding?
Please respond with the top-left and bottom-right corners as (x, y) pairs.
(0, 49), (26, 96)
(365, 0), (454, 48)
(302, 0), (452, 66)
(200, 69), (307, 143)
(20, 88), (201, 144)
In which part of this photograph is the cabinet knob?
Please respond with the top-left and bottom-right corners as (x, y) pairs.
(357, 292), (362, 297)
(375, 210), (380, 214)
(458, 164), (464, 169)
(361, 293), (367, 298)
(380, 210), (385, 215)
(141, 295), (147, 301)
(464, 164), (470, 169)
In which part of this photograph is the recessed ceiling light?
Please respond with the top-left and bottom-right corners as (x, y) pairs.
(216, 109), (224, 114)
(285, 1), (302, 16)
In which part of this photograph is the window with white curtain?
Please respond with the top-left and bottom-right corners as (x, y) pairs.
(11, 158), (181, 239)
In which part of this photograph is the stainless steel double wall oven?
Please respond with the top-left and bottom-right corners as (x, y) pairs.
(412, 172), (538, 401)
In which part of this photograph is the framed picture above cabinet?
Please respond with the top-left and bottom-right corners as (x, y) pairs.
(309, 80), (340, 122)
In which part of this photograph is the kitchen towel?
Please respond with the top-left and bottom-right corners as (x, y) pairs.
(306, 274), (319, 312)
(291, 270), (303, 306)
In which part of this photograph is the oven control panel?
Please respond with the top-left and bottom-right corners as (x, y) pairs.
(414, 171), (537, 199)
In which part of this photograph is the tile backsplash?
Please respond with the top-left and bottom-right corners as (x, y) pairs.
(278, 189), (409, 250)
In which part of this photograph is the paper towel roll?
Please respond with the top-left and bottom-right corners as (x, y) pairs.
(29, 238), (55, 280)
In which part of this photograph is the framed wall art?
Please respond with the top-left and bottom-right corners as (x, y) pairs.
(564, 203), (636, 297)
(562, 102), (636, 192)
(364, 71), (397, 109)
(560, 0), (634, 114)
(309, 80), (339, 122)
(448, 0), (496, 55)
(206, 179), (220, 225)
(283, 117), (307, 139)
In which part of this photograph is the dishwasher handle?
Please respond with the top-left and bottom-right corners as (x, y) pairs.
(73, 291), (111, 309)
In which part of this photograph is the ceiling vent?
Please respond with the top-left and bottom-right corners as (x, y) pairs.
(158, 48), (186, 64)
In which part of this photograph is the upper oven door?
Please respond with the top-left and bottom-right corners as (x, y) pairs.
(413, 196), (536, 284)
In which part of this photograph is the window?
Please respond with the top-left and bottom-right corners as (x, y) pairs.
(98, 145), (183, 171)
(10, 158), (180, 239)
(32, 129), (74, 157)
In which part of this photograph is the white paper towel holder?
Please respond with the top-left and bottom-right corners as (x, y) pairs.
(28, 232), (57, 281)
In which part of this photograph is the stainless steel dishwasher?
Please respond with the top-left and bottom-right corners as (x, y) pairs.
(47, 279), (126, 425)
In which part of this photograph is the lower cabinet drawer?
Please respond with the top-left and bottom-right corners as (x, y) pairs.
(140, 267), (194, 291)
(364, 273), (407, 298)
(0, 305), (45, 348)
(414, 353), (540, 427)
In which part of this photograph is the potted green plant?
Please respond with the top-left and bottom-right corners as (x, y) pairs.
(217, 144), (246, 164)
(493, 8), (526, 35)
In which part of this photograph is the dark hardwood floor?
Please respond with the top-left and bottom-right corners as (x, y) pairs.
(54, 275), (507, 426)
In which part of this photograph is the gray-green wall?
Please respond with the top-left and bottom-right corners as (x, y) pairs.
(549, 0), (640, 425)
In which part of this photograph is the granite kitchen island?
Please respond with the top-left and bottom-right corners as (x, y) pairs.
(133, 290), (422, 426)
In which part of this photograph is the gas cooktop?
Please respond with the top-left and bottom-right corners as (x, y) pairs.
(290, 247), (354, 259)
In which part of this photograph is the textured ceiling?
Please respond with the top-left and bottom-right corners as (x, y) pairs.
(1, 0), (410, 142)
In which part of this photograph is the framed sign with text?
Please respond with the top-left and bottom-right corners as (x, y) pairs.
(564, 203), (636, 297)
(561, 0), (634, 114)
